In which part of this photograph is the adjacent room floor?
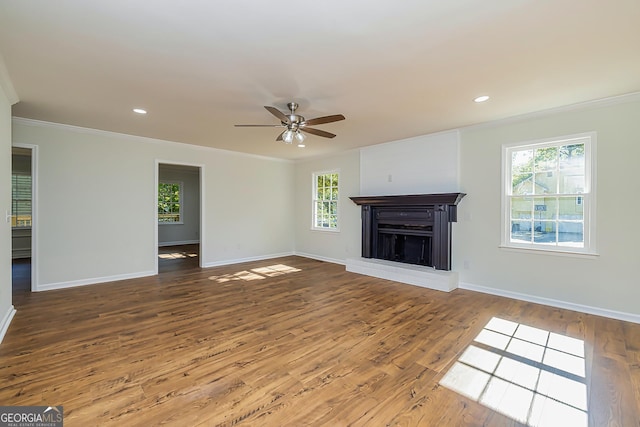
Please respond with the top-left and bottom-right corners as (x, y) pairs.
(11, 257), (30, 293)
(158, 244), (200, 273)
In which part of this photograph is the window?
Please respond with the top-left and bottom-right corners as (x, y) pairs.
(502, 133), (595, 254)
(158, 181), (183, 224)
(12, 173), (32, 228)
(312, 171), (339, 231)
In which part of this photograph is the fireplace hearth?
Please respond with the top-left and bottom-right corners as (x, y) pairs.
(350, 193), (465, 271)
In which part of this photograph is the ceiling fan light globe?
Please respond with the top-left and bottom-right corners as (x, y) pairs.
(295, 131), (306, 143)
(282, 129), (294, 144)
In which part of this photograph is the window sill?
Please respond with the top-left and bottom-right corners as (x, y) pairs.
(158, 222), (184, 226)
(499, 244), (599, 259)
(310, 227), (340, 233)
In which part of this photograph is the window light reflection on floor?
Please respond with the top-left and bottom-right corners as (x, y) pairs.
(158, 252), (198, 259)
(209, 264), (301, 283)
(439, 317), (587, 426)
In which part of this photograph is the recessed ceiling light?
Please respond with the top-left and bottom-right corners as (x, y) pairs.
(474, 95), (490, 103)
(133, 108), (147, 114)
(297, 144), (306, 148)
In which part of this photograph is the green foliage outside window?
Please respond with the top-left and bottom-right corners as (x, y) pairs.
(314, 172), (338, 229)
(511, 144), (585, 191)
(158, 182), (181, 223)
(508, 141), (586, 247)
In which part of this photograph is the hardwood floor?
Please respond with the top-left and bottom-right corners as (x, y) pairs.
(158, 244), (200, 273)
(1, 256), (639, 426)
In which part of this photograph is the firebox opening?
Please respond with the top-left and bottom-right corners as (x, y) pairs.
(377, 233), (433, 266)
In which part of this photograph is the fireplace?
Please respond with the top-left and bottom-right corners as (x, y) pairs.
(350, 193), (465, 271)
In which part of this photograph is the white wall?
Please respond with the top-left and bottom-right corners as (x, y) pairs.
(455, 95), (640, 318)
(158, 164), (200, 246)
(293, 150), (361, 264)
(0, 79), (17, 342)
(360, 130), (460, 195)
(12, 119), (295, 290)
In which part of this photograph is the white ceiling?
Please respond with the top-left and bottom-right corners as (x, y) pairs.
(1, 1), (639, 160)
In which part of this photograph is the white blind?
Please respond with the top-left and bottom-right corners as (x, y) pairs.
(12, 173), (32, 227)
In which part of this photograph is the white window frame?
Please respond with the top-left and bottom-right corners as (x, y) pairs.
(312, 169), (340, 232)
(501, 132), (597, 256)
(158, 180), (184, 225)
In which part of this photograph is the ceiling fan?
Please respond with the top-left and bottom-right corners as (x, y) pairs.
(235, 102), (345, 145)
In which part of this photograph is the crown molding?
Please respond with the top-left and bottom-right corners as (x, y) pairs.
(11, 117), (293, 163)
(0, 54), (18, 105)
(462, 91), (640, 132)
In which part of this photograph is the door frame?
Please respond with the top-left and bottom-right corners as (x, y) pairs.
(11, 142), (38, 291)
(154, 160), (205, 274)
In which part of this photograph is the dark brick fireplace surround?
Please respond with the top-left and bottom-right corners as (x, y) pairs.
(350, 193), (465, 271)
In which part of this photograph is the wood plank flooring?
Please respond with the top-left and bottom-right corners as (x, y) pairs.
(1, 256), (639, 426)
(158, 244), (200, 273)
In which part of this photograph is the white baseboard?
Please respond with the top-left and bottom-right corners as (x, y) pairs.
(459, 281), (640, 324)
(0, 305), (17, 345)
(201, 252), (295, 268)
(34, 252), (311, 291)
(158, 240), (199, 247)
(346, 257), (458, 292)
(36, 270), (156, 292)
(294, 252), (345, 266)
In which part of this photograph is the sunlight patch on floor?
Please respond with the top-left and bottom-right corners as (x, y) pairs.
(440, 317), (587, 426)
(209, 264), (301, 283)
(158, 252), (198, 259)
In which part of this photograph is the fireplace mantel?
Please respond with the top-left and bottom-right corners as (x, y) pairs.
(350, 193), (465, 271)
(350, 192), (466, 208)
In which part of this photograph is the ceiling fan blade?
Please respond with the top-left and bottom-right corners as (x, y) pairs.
(276, 130), (285, 141)
(264, 106), (290, 124)
(301, 127), (337, 139)
(302, 114), (345, 126)
(234, 124), (284, 127)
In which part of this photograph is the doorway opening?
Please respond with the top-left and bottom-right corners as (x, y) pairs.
(11, 145), (36, 294)
(156, 163), (203, 274)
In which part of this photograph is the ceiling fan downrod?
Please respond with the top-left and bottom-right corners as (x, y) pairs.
(286, 102), (304, 126)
